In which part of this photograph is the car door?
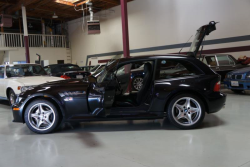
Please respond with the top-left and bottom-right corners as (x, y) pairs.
(87, 58), (120, 116)
(0, 66), (6, 97)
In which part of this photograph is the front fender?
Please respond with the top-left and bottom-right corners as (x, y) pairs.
(16, 93), (65, 123)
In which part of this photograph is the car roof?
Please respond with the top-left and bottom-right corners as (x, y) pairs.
(0, 63), (40, 67)
(118, 54), (194, 63)
(45, 64), (79, 67)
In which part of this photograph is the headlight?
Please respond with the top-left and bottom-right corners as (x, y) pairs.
(246, 74), (250, 79)
(20, 86), (35, 93)
(226, 73), (232, 79)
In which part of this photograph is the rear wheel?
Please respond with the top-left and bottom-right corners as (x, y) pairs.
(8, 89), (17, 105)
(24, 99), (60, 134)
(132, 77), (143, 91)
(167, 94), (205, 129)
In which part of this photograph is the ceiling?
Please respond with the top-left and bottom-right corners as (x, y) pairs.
(0, 0), (133, 21)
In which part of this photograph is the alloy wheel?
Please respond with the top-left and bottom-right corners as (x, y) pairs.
(172, 97), (202, 126)
(133, 77), (143, 91)
(28, 103), (56, 131)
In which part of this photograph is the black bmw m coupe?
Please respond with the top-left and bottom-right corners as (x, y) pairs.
(12, 21), (226, 134)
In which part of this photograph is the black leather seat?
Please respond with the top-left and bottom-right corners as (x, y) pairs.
(136, 63), (153, 104)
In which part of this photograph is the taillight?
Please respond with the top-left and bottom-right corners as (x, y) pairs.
(60, 75), (71, 79)
(213, 81), (221, 92)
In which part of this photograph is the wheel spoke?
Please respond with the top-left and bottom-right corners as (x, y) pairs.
(38, 104), (45, 114)
(43, 118), (52, 126)
(175, 104), (183, 111)
(186, 114), (193, 124)
(177, 113), (185, 120)
(36, 119), (43, 128)
(44, 110), (53, 116)
(190, 107), (199, 114)
(184, 98), (191, 108)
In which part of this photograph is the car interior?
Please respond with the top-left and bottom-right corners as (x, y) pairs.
(113, 61), (154, 108)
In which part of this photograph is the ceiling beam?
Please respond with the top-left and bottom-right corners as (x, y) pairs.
(75, 0), (89, 6)
(6, 0), (38, 14)
(99, 0), (120, 5)
(54, 0), (75, 6)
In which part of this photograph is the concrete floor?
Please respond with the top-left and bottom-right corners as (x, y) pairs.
(0, 89), (250, 167)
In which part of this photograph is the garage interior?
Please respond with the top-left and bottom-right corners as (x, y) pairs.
(0, 0), (250, 167)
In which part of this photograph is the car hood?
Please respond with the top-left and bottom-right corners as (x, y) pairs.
(11, 76), (64, 86)
(230, 67), (250, 74)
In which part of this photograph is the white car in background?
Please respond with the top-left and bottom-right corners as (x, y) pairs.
(0, 64), (64, 105)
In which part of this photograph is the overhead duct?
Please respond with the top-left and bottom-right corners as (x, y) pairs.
(87, 2), (100, 35)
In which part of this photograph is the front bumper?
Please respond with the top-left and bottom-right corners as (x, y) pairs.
(206, 92), (227, 114)
(224, 79), (250, 90)
(12, 97), (26, 123)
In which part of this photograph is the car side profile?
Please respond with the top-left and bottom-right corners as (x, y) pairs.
(11, 21), (226, 134)
(0, 64), (64, 105)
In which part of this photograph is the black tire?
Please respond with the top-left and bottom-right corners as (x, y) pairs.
(167, 94), (205, 130)
(132, 76), (143, 91)
(24, 99), (60, 134)
(8, 89), (17, 105)
(231, 89), (243, 94)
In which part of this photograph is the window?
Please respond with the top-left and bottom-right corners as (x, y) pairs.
(156, 59), (202, 80)
(204, 56), (217, 66)
(0, 67), (5, 79)
(44, 67), (51, 75)
(6, 65), (47, 77)
(217, 55), (235, 66)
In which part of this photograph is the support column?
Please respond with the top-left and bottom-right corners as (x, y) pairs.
(120, 0), (130, 58)
(22, 5), (30, 63)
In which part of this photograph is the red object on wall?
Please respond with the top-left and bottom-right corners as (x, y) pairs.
(89, 61), (91, 66)
(0, 14), (12, 27)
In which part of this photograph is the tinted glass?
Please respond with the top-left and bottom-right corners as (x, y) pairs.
(217, 55), (235, 66)
(6, 65), (47, 77)
(156, 60), (202, 80)
(0, 67), (4, 78)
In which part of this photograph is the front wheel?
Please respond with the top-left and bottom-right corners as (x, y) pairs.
(167, 94), (205, 129)
(24, 99), (60, 134)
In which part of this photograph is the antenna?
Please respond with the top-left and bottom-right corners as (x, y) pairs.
(179, 35), (193, 54)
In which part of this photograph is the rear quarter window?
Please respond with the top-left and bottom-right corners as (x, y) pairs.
(156, 59), (203, 80)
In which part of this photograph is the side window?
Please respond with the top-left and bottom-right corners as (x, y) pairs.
(156, 59), (202, 80)
(0, 67), (5, 79)
(205, 56), (217, 66)
(217, 55), (235, 66)
(44, 67), (51, 75)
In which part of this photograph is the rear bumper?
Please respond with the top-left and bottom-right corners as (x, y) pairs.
(206, 92), (227, 114)
(224, 79), (250, 90)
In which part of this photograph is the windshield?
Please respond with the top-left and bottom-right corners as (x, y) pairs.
(95, 55), (122, 83)
(6, 64), (47, 77)
(90, 65), (100, 72)
(189, 26), (206, 53)
(59, 64), (81, 72)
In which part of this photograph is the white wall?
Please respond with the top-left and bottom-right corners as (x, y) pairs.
(6, 48), (70, 65)
(68, 0), (250, 66)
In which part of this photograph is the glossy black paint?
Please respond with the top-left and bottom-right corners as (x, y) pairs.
(12, 55), (226, 124)
(44, 64), (90, 79)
